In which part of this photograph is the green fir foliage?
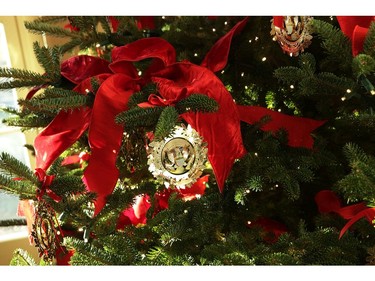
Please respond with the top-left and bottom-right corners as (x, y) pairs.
(310, 18), (352, 72)
(154, 106), (179, 139)
(1, 16), (375, 266)
(175, 94), (219, 114)
(0, 67), (52, 89)
(337, 143), (375, 204)
(9, 249), (37, 266)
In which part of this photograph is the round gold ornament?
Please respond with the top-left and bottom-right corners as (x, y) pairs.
(270, 16), (313, 57)
(147, 124), (208, 188)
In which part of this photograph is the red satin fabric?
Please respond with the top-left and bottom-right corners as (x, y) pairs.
(116, 175), (208, 229)
(315, 190), (375, 238)
(136, 16), (156, 30)
(336, 16), (375, 56)
(110, 37), (176, 78)
(248, 217), (288, 244)
(272, 16), (284, 29)
(34, 73), (111, 170)
(201, 17), (248, 72)
(151, 62), (247, 191)
(83, 73), (141, 215)
(33, 17), (324, 216)
(237, 105), (326, 149)
(60, 55), (111, 85)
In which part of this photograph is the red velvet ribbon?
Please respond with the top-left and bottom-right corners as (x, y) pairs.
(34, 17), (324, 216)
(272, 16), (284, 29)
(247, 217), (288, 244)
(61, 152), (90, 166)
(336, 16), (375, 57)
(34, 55), (112, 171)
(315, 190), (375, 238)
(237, 106), (326, 149)
(116, 175), (208, 229)
(34, 168), (61, 202)
(136, 16), (156, 30)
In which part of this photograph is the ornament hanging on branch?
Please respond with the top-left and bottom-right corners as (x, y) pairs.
(30, 168), (64, 264)
(147, 124), (208, 189)
(270, 16), (313, 57)
(31, 200), (64, 264)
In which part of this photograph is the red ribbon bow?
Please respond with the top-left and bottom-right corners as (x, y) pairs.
(34, 168), (61, 202)
(336, 16), (375, 57)
(34, 17), (325, 215)
(315, 190), (375, 238)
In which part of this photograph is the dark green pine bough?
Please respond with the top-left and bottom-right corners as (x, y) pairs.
(1, 16), (375, 265)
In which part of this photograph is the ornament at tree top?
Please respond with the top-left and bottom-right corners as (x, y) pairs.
(147, 124), (208, 189)
(270, 16), (313, 57)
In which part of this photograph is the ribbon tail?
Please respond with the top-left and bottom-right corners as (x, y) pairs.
(352, 25), (371, 57)
(34, 108), (92, 171)
(237, 105), (326, 149)
(201, 17), (248, 73)
(336, 16), (374, 56)
(83, 74), (139, 215)
(339, 207), (375, 239)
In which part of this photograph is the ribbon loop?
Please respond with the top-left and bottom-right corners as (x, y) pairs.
(34, 168), (61, 202)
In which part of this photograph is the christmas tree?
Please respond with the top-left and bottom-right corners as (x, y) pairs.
(1, 14), (375, 266)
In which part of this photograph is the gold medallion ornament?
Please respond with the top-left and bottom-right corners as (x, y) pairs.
(270, 16), (313, 57)
(147, 124), (208, 188)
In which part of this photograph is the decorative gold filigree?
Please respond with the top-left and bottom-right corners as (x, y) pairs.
(147, 124), (208, 188)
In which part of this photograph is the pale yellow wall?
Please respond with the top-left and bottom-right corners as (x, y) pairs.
(0, 16), (46, 265)
(0, 16), (45, 169)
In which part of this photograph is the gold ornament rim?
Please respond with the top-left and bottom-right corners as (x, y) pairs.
(147, 124), (208, 189)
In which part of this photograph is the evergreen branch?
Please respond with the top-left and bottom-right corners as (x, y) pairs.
(63, 237), (108, 265)
(0, 80), (44, 90)
(0, 173), (35, 199)
(50, 175), (86, 196)
(175, 94), (219, 114)
(9, 249), (37, 266)
(19, 95), (93, 111)
(43, 87), (80, 98)
(146, 247), (170, 265)
(274, 66), (305, 85)
(78, 33), (111, 52)
(343, 142), (370, 164)
(3, 114), (52, 130)
(310, 19), (352, 72)
(298, 53), (316, 75)
(0, 152), (37, 184)
(32, 42), (61, 81)
(0, 218), (27, 227)
(32, 16), (68, 24)
(313, 72), (356, 95)
(154, 106), (179, 139)
(68, 16), (97, 33)
(90, 77), (101, 94)
(59, 38), (83, 54)
(352, 54), (375, 78)
(97, 16), (112, 34)
(115, 106), (164, 129)
(337, 143), (375, 203)
(0, 68), (51, 89)
(24, 21), (81, 38)
(127, 91), (151, 109)
(363, 22), (375, 57)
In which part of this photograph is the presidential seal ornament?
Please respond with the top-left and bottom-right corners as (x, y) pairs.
(147, 124), (207, 188)
(271, 16), (313, 57)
